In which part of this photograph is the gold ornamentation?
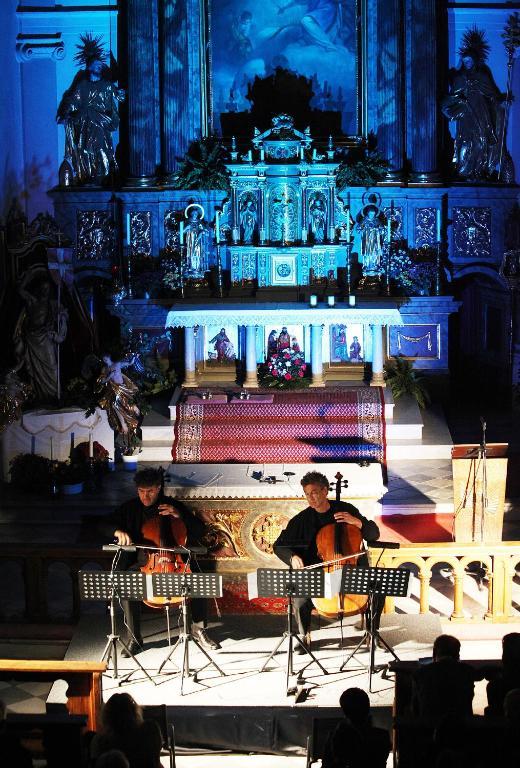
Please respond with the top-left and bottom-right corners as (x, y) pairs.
(203, 511), (247, 558)
(251, 513), (289, 555)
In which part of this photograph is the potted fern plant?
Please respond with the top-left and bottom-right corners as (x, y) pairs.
(171, 136), (231, 191)
(383, 356), (430, 409)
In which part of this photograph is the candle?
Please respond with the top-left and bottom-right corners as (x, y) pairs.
(89, 430), (93, 459)
(349, 295), (356, 307)
(247, 149), (252, 162)
(346, 209), (350, 241)
(232, 227), (239, 243)
(300, 146), (304, 161)
(126, 213), (131, 245)
(436, 209), (441, 242)
(259, 227), (265, 243)
(312, 148), (317, 161)
(179, 220), (184, 245)
(301, 228), (307, 243)
(310, 294), (318, 307)
(215, 211), (220, 243)
(327, 295), (335, 307)
(50, 436), (53, 462)
(329, 226), (335, 243)
(259, 144), (265, 162)
(387, 216), (391, 242)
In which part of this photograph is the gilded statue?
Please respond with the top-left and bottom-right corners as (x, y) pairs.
(57, 33), (125, 185)
(96, 352), (140, 452)
(442, 28), (514, 182)
(183, 204), (211, 278)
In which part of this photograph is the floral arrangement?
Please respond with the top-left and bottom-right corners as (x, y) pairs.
(388, 247), (437, 296)
(259, 349), (310, 389)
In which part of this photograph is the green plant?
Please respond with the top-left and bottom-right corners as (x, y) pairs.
(9, 453), (53, 490)
(336, 133), (389, 188)
(383, 356), (431, 409)
(54, 459), (88, 485)
(171, 135), (231, 191)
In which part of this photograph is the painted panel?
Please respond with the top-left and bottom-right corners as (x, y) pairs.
(388, 324), (440, 360)
(210, 0), (360, 135)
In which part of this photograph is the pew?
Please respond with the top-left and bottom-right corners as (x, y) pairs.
(0, 659), (106, 730)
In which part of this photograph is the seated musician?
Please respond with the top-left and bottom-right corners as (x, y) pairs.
(273, 470), (380, 652)
(100, 467), (220, 656)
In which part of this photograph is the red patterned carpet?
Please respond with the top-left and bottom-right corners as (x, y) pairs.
(172, 387), (386, 463)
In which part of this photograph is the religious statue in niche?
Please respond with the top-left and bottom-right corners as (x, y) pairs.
(309, 194), (327, 244)
(270, 186), (297, 243)
(356, 204), (386, 277)
(57, 34), (125, 185)
(239, 195), (258, 244)
(13, 272), (68, 403)
(441, 28), (515, 182)
(209, 328), (236, 363)
(183, 204), (211, 278)
(349, 335), (363, 362)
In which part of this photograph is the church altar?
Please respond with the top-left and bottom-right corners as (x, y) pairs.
(166, 300), (402, 387)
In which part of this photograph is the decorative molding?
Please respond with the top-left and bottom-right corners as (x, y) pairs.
(166, 303), (403, 329)
(415, 207), (436, 247)
(16, 33), (65, 62)
(130, 211), (152, 256)
(453, 207), (492, 260)
(76, 210), (116, 262)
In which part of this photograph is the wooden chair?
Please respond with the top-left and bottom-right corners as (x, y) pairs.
(143, 704), (176, 768)
(305, 716), (343, 768)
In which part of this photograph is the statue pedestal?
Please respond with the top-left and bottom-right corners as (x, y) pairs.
(1, 407), (114, 482)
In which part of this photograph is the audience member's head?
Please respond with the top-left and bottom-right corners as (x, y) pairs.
(504, 688), (520, 725)
(433, 634), (461, 661)
(100, 693), (143, 735)
(502, 633), (520, 671)
(339, 687), (371, 726)
(95, 750), (130, 768)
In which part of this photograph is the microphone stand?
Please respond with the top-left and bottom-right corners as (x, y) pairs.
(476, 418), (488, 543)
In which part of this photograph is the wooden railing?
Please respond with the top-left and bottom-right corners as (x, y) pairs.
(2, 541), (520, 625)
(370, 541), (520, 622)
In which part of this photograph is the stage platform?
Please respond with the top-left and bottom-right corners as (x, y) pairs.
(41, 610), (500, 756)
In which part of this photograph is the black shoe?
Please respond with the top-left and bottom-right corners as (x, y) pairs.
(193, 628), (221, 650)
(294, 633), (311, 655)
(120, 638), (143, 658)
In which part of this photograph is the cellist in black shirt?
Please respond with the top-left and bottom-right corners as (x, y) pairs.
(100, 467), (220, 656)
(273, 470), (380, 652)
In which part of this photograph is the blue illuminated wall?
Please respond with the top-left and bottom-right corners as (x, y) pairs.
(1, 0), (117, 220)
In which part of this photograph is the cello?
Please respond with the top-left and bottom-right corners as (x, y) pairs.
(140, 494), (191, 609)
(311, 472), (369, 619)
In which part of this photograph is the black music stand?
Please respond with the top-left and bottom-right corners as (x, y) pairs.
(78, 569), (155, 685)
(338, 566), (411, 691)
(250, 568), (329, 693)
(153, 572), (225, 694)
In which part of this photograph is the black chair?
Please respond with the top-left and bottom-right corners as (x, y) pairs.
(306, 716), (343, 768)
(142, 704), (176, 768)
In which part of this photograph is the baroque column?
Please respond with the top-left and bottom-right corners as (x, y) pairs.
(160, 0), (189, 180)
(377, 0), (404, 181)
(244, 326), (258, 388)
(370, 325), (385, 386)
(183, 326), (197, 387)
(127, 0), (157, 185)
(310, 324), (325, 387)
(408, 0), (440, 183)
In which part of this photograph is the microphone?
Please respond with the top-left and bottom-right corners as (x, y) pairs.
(480, 416), (486, 431)
(369, 540), (400, 550)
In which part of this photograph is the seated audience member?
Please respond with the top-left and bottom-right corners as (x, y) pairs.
(96, 750), (130, 768)
(90, 693), (162, 768)
(412, 634), (475, 722)
(321, 687), (391, 768)
(486, 632), (520, 718)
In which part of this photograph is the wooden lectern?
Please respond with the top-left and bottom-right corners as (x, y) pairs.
(452, 443), (508, 543)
